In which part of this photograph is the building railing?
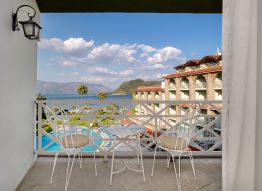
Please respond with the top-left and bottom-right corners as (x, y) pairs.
(35, 99), (222, 157)
(215, 81), (222, 89)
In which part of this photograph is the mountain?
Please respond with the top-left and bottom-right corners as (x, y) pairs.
(114, 79), (161, 95)
(37, 80), (113, 95)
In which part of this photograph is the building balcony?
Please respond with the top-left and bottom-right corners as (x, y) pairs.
(195, 87), (207, 91)
(180, 87), (189, 91)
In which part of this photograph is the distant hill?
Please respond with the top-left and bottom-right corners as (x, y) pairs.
(114, 79), (161, 95)
(37, 80), (113, 95)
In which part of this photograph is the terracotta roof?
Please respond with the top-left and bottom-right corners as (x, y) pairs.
(162, 66), (222, 79)
(175, 54), (222, 70)
(175, 59), (200, 70)
(133, 85), (163, 92)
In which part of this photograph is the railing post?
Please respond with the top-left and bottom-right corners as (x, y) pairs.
(37, 100), (43, 153)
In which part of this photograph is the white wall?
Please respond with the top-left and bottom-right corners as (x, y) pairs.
(0, 0), (39, 190)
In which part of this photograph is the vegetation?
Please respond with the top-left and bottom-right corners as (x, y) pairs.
(76, 84), (88, 103)
(114, 79), (161, 95)
(41, 103), (121, 134)
(96, 91), (107, 101)
(36, 92), (47, 100)
(43, 123), (52, 133)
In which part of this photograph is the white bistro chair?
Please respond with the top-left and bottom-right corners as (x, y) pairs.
(43, 105), (98, 191)
(151, 105), (200, 191)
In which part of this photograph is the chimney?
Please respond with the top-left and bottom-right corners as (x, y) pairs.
(217, 48), (222, 55)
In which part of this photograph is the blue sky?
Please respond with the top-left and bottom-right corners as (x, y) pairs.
(38, 13), (222, 89)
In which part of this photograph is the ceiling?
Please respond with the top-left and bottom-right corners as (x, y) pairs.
(36, 0), (222, 13)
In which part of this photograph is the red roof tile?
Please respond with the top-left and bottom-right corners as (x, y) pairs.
(162, 66), (222, 79)
(133, 85), (163, 92)
(175, 54), (222, 70)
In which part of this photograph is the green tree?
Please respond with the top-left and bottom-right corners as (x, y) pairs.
(76, 84), (88, 104)
(36, 92), (47, 100)
(96, 91), (107, 101)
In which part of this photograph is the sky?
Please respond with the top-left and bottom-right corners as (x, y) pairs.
(37, 13), (222, 89)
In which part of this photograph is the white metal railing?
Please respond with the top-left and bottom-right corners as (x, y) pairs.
(35, 100), (222, 157)
(215, 80), (222, 89)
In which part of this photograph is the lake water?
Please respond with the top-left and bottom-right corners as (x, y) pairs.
(43, 93), (132, 101)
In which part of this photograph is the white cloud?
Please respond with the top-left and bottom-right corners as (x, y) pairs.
(61, 60), (79, 67)
(137, 44), (156, 53)
(87, 43), (137, 64)
(80, 76), (104, 82)
(152, 63), (166, 69)
(39, 37), (94, 53)
(91, 67), (134, 77)
(147, 47), (182, 64)
(119, 69), (134, 76)
(39, 37), (185, 88)
(71, 72), (80, 76)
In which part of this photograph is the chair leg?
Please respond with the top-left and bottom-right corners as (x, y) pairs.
(50, 151), (59, 184)
(65, 152), (77, 191)
(78, 152), (82, 169)
(178, 154), (182, 191)
(167, 153), (170, 169)
(93, 152), (98, 176)
(65, 155), (71, 191)
(139, 144), (145, 182)
(151, 146), (157, 176)
(188, 150), (196, 180)
(172, 156), (180, 191)
(137, 145), (140, 165)
(109, 150), (115, 185)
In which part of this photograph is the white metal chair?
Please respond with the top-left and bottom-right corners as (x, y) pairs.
(151, 104), (200, 191)
(43, 105), (97, 191)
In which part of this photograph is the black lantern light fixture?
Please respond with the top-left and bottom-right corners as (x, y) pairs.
(12, 5), (42, 40)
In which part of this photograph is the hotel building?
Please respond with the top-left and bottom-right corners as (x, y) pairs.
(133, 53), (222, 128)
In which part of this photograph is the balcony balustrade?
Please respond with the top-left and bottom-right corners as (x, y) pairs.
(36, 99), (222, 157)
(215, 80), (222, 89)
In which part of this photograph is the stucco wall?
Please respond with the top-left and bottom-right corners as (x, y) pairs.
(0, 0), (39, 190)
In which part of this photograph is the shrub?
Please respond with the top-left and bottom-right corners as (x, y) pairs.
(43, 123), (52, 133)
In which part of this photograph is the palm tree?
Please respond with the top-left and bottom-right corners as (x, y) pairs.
(36, 92), (47, 100)
(76, 84), (88, 104)
(96, 91), (107, 101)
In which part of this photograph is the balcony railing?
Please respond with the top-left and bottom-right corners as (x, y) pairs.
(35, 100), (222, 157)
(215, 80), (222, 89)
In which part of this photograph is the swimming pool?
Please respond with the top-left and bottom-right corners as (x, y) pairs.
(36, 127), (112, 152)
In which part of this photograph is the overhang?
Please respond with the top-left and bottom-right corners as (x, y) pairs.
(36, 0), (222, 13)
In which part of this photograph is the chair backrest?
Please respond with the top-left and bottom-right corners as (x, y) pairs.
(43, 105), (90, 149)
(165, 104), (200, 149)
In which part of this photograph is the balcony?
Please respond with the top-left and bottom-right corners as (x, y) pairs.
(215, 73), (222, 90)
(169, 79), (176, 90)
(16, 99), (222, 191)
(36, 100), (222, 156)
(169, 91), (176, 100)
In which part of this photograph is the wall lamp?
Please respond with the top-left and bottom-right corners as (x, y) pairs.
(12, 5), (42, 40)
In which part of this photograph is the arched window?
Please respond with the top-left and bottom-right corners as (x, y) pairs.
(215, 72), (222, 89)
(155, 92), (160, 100)
(181, 78), (189, 90)
(181, 78), (190, 100)
(170, 79), (176, 89)
(215, 72), (222, 100)
(195, 75), (207, 89)
(195, 75), (207, 100)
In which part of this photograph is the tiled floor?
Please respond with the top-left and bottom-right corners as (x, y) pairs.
(18, 157), (221, 191)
